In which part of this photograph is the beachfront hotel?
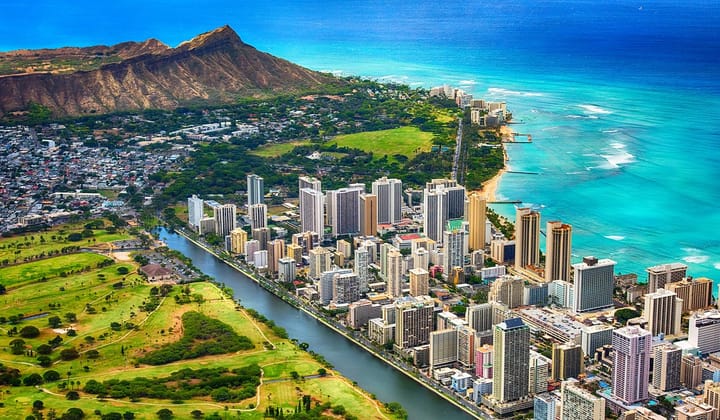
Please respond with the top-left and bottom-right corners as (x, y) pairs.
(514, 207), (541, 270)
(545, 221), (572, 282)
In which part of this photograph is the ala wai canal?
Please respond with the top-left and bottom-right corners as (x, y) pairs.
(158, 228), (473, 419)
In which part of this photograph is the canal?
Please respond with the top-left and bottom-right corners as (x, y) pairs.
(159, 228), (474, 419)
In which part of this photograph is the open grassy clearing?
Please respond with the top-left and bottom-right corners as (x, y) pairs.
(326, 126), (434, 162)
(0, 253), (112, 288)
(0, 238), (396, 419)
(0, 226), (130, 263)
(250, 139), (312, 158)
(432, 108), (459, 124)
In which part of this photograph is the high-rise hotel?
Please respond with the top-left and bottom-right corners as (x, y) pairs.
(246, 174), (264, 206)
(612, 326), (651, 405)
(299, 176), (324, 235)
(492, 318), (530, 403)
(572, 256), (615, 313)
(372, 177), (402, 225)
(467, 192), (487, 251)
(545, 221), (572, 282)
(422, 179), (465, 244)
(514, 207), (540, 270)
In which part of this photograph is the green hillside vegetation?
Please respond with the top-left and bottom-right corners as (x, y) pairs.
(138, 311), (254, 365)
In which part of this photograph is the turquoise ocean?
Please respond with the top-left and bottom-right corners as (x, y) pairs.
(2, 0), (719, 283)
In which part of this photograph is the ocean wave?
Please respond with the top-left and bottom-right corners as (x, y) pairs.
(599, 151), (635, 168)
(487, 87), (543, 97)
(565, 114), (598, 120)
(609, 142), (626, 149)
(714, 262), (720, 270)
(579, 104), (612, 115)
(459, 79), (477, 85)
(605, 235), (625, 241)
(603, 129), (621, 134)
(683, 255), (709, 264)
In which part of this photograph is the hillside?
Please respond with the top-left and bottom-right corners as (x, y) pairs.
(0, 25), (337, 116)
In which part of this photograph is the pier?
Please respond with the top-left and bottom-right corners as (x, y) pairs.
(506, 170), (539, 175)
(504, 132), (532, 143)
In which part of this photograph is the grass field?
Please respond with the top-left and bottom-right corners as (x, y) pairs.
(0, 253), (113, 288)
(0, 224), (130, 263)
(326, 126), (434, 162)
(250, 140), (311, 158)
(0, 228), (396, 420)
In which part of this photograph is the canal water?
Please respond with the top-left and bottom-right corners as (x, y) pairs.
(158, 228), (473, 419)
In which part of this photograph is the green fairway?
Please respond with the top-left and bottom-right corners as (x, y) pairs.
(0, 227), (130, 263)
(0, 253), (112, 288)
(250, 139), (311, 157)
(326, 126), (434, 161)
(0, 248), (397, 420)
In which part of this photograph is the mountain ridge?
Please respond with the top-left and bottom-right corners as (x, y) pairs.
(0, 26), (337, 117)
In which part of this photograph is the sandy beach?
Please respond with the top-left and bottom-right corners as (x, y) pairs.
(479, 125), (512, 202)
(499, 124), (515, 143)
(481, 168), (505, 202)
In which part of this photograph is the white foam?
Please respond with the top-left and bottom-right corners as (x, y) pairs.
(487, 87), (543, 97)
(609, 142), (626, 149)
(459, 79), (477, 85)
(683, 255), (709, 264)
(579, 104), (612, 115)
(605, 235), (625, 241)
(603, 129), (620, 134)
(566, 114), (598, 120)
(714, 262), (720, 270)
(599, 151), (635, 168)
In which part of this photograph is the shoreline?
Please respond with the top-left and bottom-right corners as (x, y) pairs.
(480, 125), (512, 202)
(169, 227), (488, 420)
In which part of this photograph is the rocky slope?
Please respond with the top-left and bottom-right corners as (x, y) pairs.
(0, 26), (336, 116)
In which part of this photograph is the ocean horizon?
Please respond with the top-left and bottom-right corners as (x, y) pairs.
(2, 0), (719, 283)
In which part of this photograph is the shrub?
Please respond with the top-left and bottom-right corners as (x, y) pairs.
(23, 373), (43, 386)
(20, 326), (40, 338)
(66, 391), (80, 400)
(36, 344), (53, 355)
(67, 233), (83, 242)
(48, 316), (62, 328)
(156, 408), (173, 420)
(43, 370), (60, 382)
(62, 407), (85, 420)
(60, 348), (80, 361)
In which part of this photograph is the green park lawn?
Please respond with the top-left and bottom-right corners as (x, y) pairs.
(250, 139), (312, 158)
(326, 126), (434, 162)
(0, 227), (130, 263)
(0, 253), (113, 288)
